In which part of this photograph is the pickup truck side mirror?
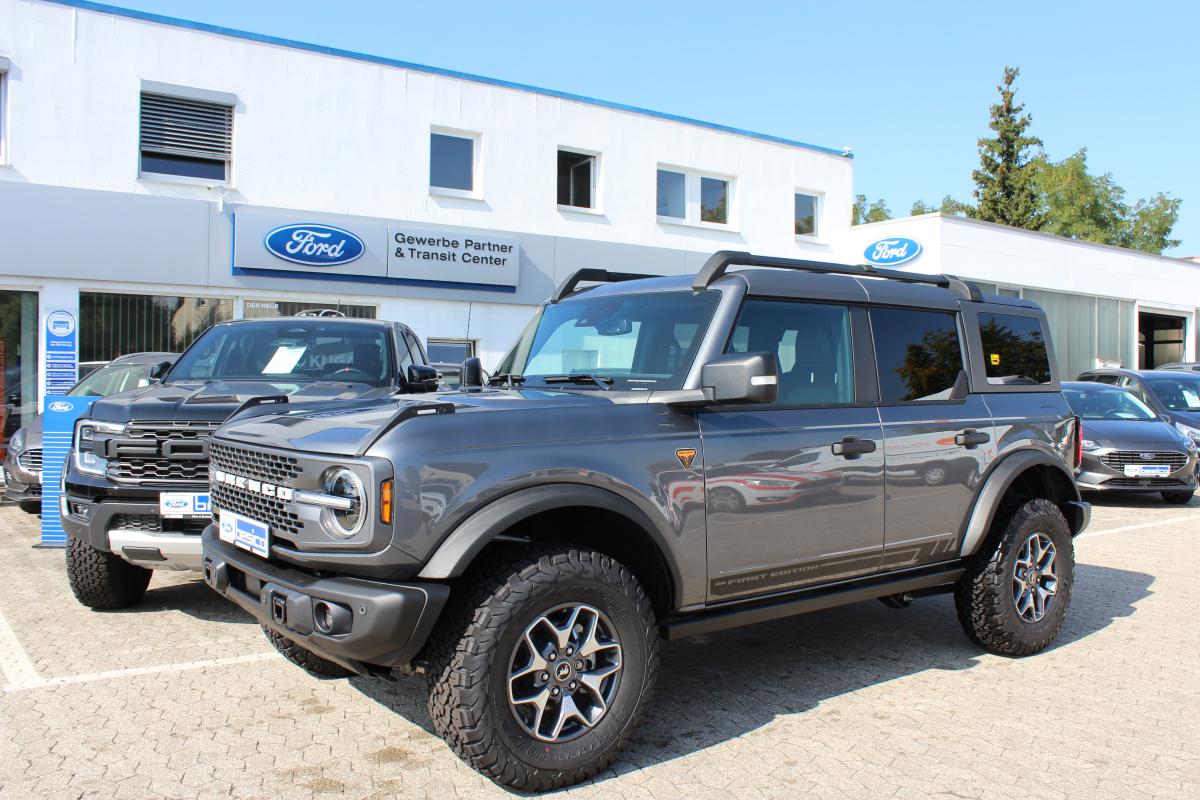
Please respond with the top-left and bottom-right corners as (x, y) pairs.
(149, 360), (174, 381)
(407, 364), (440, 393)
(460, 357), (484, 388)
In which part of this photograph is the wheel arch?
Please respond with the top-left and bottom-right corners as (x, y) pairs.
(959, 450), (1084, 558)
(417, 483), (681, 616)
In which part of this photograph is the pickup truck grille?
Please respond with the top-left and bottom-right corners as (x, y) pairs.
(209, 442), (300, 485)
(111, 513), (209, 534)
(107, 420), (221, 484)
(1099, 451), (1188, 471)
(17, 448), (43, 471)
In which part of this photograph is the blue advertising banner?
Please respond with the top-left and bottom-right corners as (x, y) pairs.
(44, 309), (79, 396)
(39, 395), (98, 547)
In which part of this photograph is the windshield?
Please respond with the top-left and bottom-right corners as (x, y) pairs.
(495, 291), (721, 391)
(168, 321), (393, 385)
(1063, 387), (1157, 420)
(68, 362), (156, 397)
(1147, 376), (1200, 412)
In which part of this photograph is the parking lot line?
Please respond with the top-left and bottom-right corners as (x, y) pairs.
(0, 607), (42, 691)
(2, 651), (279, 693)
(1077, 513), (1196, 541)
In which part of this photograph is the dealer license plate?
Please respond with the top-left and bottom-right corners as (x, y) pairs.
(218, 509), (270, 558)
(1123, 464), (1171, 478)
(159, 492), (211, 519)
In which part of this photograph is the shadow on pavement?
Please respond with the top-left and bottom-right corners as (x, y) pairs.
(106, 575), (256, 625)
(349, 562), (1152, 787)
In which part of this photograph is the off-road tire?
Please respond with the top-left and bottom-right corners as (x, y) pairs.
(955, 498), (1074, 656)
(65, 537), (152, 609)
(424, 545), (659, 791)
(261, 624), (354, 678)
(1162, 489), (1195, 504)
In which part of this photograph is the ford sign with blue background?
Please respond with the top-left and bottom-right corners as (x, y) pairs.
(863, 237), (922, 267)
(264, 223), (365, 267)
(40, 395), (98, 547)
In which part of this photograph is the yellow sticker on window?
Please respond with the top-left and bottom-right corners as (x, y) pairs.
(990, 353), (1001, 365)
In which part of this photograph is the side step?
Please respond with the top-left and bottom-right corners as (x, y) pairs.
(662, 564), (964, 640)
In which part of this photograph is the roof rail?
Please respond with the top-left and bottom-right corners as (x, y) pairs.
(692, 250), (982, 302)
(551, 268), (663, 303)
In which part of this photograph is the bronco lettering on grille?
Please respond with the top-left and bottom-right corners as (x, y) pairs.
(213, 469), (294, 501)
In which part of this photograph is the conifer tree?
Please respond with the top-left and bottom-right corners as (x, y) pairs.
(972, 66), (1043, 229)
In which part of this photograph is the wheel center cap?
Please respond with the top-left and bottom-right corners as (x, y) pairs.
(555, 662), (572, 681)
(1028, 571), (1040, 586)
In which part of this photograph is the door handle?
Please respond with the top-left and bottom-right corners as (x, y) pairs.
(831, 436), (876, 459)
(955, 429), (991, 449)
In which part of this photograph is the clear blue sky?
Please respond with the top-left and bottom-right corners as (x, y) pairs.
(103, 0), (1199, 257)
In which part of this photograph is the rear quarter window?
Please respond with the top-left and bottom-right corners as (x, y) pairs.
(978, 313), (1052, 385)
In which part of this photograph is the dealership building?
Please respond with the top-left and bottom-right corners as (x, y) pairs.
(1, 0), (1199, 447)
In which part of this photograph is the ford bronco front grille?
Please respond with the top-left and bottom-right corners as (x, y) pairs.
(209, 442), (300, 485)
(1099, 451), (1188, 471)
(107, 421), (221, 484)
(211, 482), (303, 539)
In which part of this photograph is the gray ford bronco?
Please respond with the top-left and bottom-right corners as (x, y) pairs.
(200, 251), (1090, 790)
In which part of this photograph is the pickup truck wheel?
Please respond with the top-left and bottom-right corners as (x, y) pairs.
(955, 498), (1074, 656)
(425, 545), (658, 791)
(261, 625), (354, 678)
(65, 538), (151, 610)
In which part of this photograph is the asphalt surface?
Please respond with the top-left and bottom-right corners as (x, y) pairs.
(0, 495), (1197, 799)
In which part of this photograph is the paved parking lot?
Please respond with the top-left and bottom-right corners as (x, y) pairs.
(0, 497), (1197, 800)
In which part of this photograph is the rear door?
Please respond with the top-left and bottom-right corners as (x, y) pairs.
(700, 298), (886, 601)
(870, 307), (996, 570)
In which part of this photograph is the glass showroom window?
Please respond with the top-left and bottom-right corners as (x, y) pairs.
(794, 192), (819, 237)
(0, 62), (8, 164)
(0, 290), (39, 454)
(79, 292), (234, 363)
(139, 92), (233, 181)
(657, 168), (735, 227)
(430, 131), (477, 193)
(557, 150), (596, 209)
(243, 300), (376, 319)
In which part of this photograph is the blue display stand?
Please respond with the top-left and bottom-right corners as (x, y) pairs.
(39, 395), (98, 547)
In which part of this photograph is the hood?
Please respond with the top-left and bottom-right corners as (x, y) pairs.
(85, 380), (396, 425)
(214, 386), (627, 455)
(1080, 418), (1191, 449)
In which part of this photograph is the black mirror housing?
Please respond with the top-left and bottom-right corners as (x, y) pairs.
(461, 357), (484, 388)
(700, 352), (778, 405)
(407, 364), (440, 392)
(149, 360), (174, 381)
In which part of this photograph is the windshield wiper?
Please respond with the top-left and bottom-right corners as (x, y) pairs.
(539, 374), (614, 390)
(487, 373), (526, 387)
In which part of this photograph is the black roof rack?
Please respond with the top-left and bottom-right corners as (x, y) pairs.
(551, 269), (663, 303)
(692, 250), (982, 302)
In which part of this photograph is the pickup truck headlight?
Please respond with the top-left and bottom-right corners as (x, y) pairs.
(73, 419), (124, 477)
(320, 467), (365, 538)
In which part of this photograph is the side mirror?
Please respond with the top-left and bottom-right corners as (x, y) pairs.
(461, 357), (484, 388)
(701, 352), (778, 404)
(406, 364), (440, 392)
(149, 360), (173, 381)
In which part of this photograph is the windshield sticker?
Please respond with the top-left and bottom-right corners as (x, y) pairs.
(262, 346), (307, 375)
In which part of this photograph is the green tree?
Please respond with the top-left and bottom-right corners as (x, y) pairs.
(852, 194), (891, 225)
(1035, 148), (1181, 254)
(972, 66), (1043, 229)
(911, 195), (973, 217)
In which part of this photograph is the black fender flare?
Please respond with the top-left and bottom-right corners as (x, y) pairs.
(958, 449), (1084, 558)
(417, 483), (682, 600)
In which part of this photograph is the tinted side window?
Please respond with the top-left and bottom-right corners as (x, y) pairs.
(871, 308), (964, 403)
(727, 300), (854, 405)
(978, 313), (1052, 384)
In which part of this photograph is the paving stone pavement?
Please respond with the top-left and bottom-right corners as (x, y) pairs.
(0, 496), (1197, 799)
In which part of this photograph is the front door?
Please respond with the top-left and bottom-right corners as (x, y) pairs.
(869, 307), (996, 569)
(701, 299), (885, 602)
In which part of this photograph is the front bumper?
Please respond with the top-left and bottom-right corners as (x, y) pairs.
(201, 527), (449, 674)
(1076, 457), (1197, 494)
(2, 461), (42, 503)
(62, 494), (208, 570)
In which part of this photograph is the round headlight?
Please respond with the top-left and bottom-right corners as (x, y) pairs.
(321, 467), (365, 538)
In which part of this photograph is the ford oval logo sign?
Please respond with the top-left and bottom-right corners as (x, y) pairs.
(864, 237), (922, 267)
(264, 223), (365, 267)
(48, 401), (73, 413)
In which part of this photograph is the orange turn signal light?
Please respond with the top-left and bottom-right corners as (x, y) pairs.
(380, 479), (394, 525)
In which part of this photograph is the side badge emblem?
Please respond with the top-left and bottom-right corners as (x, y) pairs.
(675, 448), (697, 469)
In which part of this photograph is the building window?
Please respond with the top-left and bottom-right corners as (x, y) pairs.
(79, 292), (234, 363)
(794, 193), (819, 237)
(427, 338), (476, 364)
(557, 150), (595, 209)
(243, 300), (376, 319)
(430, 131), (477, 193)
(0, 289), (39, 451)
(139, 92), (233, 181)
(656, 169), (686, 218)
(0, 61), (8, 163)
(657, 167), (735, 227)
